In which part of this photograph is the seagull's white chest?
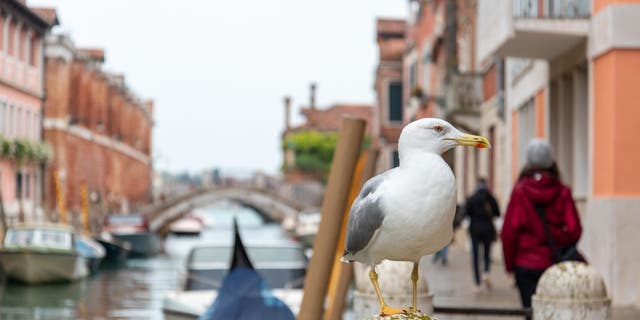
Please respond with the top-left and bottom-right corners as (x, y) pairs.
(367, 155), (457, 263)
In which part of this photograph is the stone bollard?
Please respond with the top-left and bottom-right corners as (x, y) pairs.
(353, 260), (433, 319)
(532, 262), (611, 320)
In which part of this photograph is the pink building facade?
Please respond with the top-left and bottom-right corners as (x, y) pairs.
(0, 1), (54, 224)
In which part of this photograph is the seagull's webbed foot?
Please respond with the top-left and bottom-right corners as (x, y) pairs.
(380, 305), (405, 317)
(402, 307), (421, 314)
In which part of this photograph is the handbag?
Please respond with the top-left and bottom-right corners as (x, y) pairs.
(534, 204), (585, 263)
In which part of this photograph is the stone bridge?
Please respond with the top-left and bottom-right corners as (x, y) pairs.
(141, 186), (309, 232)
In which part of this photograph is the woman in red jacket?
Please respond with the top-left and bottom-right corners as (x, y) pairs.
(501, 139), (582, 309)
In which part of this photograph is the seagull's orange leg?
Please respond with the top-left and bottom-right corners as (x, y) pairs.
(369, 267), (404, 316)
(407, 261), (420, 312)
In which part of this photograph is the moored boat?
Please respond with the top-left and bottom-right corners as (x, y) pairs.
(294, 210), (320, 248)
(169, 213), (204, 236)
(104, 214), (161, 257)
(0, 224), (89, 284)
(75, 235), (106, 274)
(95, 232), (131, 265)
(163, 220), (306, 319)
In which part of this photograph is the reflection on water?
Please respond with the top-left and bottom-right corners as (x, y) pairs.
(0, 201), (295, 320)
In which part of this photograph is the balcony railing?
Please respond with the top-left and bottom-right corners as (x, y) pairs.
(514, 0), (590, 19)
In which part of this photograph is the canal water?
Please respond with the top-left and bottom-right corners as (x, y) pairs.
(0, 201), (295, 320)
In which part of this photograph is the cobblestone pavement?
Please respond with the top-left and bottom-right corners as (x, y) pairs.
(422, 235), (640, 320)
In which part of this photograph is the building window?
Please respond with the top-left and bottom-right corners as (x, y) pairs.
(25, 110), (30, 139)
(8, 21), (14, 57)
(392, 150), (400, 168)
(388, 82), (403, 122)
(24, 172), (30, 198)
(488, 126), (496, 191)
(15, 171), (22, 198)
(30, 36), (38, 67)
(409, 62), (417, 92)
(16, 106), (22, 138)
(422, 41), (431, 94)
(8, 104), (14, 138)
(517, 99), (536, 170)
(18, 27), (25, 61)
(0, 100), (5, 136)
(34, 114), (40, 139)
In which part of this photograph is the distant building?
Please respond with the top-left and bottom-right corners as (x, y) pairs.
(373, 18), (406, 171)
(280, 84), (373, 206)
(0, 1), (55, 225)
(281, 83), (374, 181)
(43, 33), (153, 223)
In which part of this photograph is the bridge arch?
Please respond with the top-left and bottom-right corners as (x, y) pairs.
(143, 186), (307, 232)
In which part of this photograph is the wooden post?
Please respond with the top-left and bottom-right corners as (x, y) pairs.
(298, 117), (366, 320)
(325, 149), (379, 320)
(81, 184), (90, 235)
(54, 171), (66, 224)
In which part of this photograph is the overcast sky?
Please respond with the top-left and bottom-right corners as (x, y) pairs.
(30, 0), (407, 175)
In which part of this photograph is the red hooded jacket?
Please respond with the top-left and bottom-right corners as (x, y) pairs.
(501, 173), (582, 272)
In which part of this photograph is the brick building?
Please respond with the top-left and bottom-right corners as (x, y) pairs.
(0, 1), (54, 225)
(373, 18), (405, 171)
(43, 33), (153, 225)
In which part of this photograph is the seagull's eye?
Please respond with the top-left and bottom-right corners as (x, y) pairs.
(434, 126), (444, 133)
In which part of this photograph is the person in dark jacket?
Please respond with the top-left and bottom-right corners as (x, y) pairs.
(465, 178), (500, 291)
(501, 139), (582, 310)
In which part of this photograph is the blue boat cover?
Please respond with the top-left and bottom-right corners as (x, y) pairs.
(198, 267), (295, 320)
(198, 218), (295, 320)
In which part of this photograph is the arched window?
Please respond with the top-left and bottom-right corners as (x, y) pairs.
(7, 20), (15, 56)
(30, 34), (38, 66)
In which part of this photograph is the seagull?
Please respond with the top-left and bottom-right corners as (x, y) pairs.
(341, 118), (489, 316)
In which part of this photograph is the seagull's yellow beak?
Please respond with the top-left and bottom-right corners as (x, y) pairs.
(448, 134), (491, 148)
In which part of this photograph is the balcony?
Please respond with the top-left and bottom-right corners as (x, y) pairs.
(444, 73), (483, 132)
(477, 0), (590, 62)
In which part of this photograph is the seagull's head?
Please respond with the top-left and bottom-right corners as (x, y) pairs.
(399, 118), (490, 155)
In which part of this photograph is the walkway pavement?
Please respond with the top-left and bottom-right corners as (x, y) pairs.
(422, 234), (640, 320)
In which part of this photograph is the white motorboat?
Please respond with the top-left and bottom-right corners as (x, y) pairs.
(163, 237), (307, 319)
(294, 210), (321, 247)
(169, 213), (204, 236)
(0, 224), (89, 284)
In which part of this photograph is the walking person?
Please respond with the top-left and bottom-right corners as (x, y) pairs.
(465, 178), (500, 292)
(501, 139), (582, 312)
(432, 204), (464, 266)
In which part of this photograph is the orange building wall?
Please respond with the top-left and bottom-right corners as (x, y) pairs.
(593, 49), (640, 197)
(535, 89), (545, 138)
(511, 111), (518, 182)
(594, 0), (640, 13)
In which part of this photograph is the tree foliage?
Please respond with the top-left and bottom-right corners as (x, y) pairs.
(283, 130), (370, 181)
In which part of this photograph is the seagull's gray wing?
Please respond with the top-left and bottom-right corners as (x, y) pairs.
(344, 168), (396, 257)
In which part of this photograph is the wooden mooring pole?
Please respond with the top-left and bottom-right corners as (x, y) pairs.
(298, 117), (366, 320)
(324, 149), (379, 320)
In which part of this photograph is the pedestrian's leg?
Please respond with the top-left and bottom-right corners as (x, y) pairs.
(515, 267), (544, 320)
(481, 238), (492, 290)
(441, 245), (448, 266)
(432, 249), (441, 264)
(483, 238), (492, 273)
(471, 236), (481, 287)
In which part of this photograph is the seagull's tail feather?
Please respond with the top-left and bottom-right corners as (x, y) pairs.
(340, 250), (355, 263)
